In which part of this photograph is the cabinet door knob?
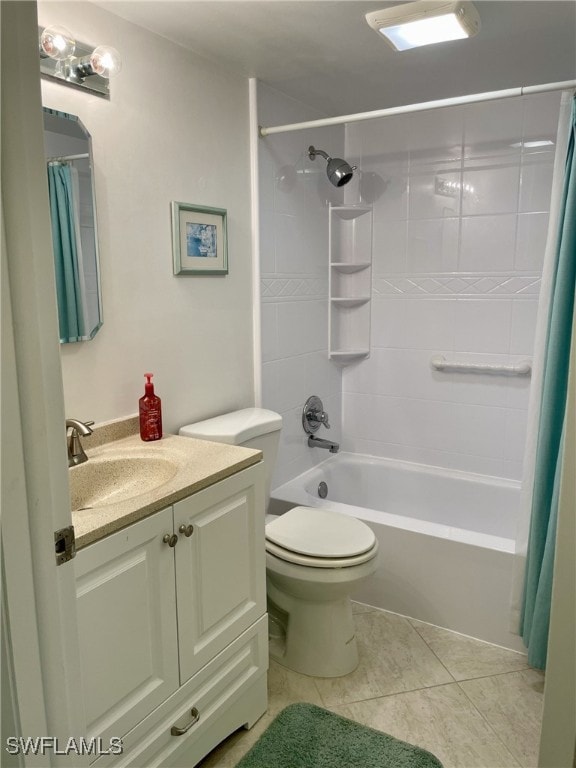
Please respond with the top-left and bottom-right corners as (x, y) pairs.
(170, 707), (200, 736)
(162, 533), (178, 547)
(178, 524), (194, 537)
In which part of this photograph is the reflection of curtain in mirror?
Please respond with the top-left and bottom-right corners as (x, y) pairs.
(47, 162), (87, 342)
(69, 164), (91, 334)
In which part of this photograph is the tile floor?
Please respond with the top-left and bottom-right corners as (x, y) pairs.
(198, 603), (544, 768)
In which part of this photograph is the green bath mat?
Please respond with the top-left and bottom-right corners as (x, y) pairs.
(234, 703), (444, 768)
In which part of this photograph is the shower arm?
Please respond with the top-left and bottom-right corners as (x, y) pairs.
(308, 146), (330, 162)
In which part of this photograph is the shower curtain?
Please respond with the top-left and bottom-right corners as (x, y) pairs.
(47, 161), (86, 342)
(516, 93), (576, 669)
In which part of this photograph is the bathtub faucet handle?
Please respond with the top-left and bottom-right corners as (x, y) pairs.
(308, 407), (330, 429)
(302, 395), (331, 434)
(307, 408), (330, 429)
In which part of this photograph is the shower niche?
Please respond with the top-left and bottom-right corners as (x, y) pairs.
(329, 205), (372, 363)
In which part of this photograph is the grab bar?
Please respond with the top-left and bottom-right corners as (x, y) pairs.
(430, 355), (532, 376)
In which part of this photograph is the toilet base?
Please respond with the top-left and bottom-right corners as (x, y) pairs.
(267, 582), (359, 678)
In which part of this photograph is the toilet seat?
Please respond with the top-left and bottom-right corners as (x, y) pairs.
(265, 506), (378, 568)
(266, 539), (378, 568)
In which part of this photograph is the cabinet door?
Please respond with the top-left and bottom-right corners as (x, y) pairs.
(75, 508), (179, 747)
(174, 464), (266, 683)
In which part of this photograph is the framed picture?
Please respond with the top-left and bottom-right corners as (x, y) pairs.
(171, 201), (228, 275)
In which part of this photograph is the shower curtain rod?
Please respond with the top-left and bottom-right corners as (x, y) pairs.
(47, 152), (89, 162)
(258, 79), (576, 137)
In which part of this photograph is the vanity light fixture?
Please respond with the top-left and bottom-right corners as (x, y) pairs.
(365, 0), (480, 51)
(39, 25), (122, 98)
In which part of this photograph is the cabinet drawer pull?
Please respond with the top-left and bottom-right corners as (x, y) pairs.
(170, 707), (200, 736)
(178, 524), (194, 537)
(162, 533), (178, 547)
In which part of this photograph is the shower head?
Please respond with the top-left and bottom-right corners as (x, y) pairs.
(308, 146), (357, 187)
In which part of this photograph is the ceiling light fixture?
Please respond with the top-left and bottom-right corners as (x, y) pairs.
(366, 0), (480, 52)
(39, 25), (122, 98)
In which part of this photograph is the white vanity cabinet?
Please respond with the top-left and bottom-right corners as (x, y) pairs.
(75, 507), (180, 747)
(174, 471), (266, 683)
(76, 463), (268, 768)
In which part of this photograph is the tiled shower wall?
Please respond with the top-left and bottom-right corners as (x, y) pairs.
(342, 92), (561, 479)
(258, 83), (345, 487)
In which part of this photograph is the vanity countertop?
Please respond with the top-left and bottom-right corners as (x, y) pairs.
(71, 432), (261, 549)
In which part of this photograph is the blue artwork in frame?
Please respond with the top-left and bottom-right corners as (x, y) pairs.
(186, 223), (217, 258)
(171, 202), (228, 275)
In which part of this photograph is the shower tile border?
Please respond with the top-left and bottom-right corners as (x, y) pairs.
(260, 273), (541, 300)
(261, 276), (328, 300)
(373, 273), (541, 298)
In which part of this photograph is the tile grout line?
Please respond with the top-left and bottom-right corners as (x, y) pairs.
(451, 665), (533, 685)
(406, 618), (532, 684)
(405, 616), (459, 683)
(455, 679), (525, 768)
(317, 679), (465, 710)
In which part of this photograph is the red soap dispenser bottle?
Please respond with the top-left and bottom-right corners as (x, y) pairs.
(139, 373), (162, 441)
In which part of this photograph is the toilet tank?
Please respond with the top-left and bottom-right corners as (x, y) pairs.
(179, 408), (282, 510)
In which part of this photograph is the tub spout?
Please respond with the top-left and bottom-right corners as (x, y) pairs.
(308, 435), (340, 453)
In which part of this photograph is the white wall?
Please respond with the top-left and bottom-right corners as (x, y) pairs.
(342, 93), (561, 479)
(39, 1), (255, 434)
(257, 83), (344, 487)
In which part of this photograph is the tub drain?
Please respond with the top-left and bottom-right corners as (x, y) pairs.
(318, 481), (328, 499)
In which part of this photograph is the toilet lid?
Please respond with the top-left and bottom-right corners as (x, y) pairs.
(265, 506), (376, 558)
(266, 538), (378, 568)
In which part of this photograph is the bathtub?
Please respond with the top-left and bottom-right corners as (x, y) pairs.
(270, 453), (525, 652)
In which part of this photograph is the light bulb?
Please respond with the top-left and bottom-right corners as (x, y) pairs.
(89, 46), (122, 78)
(39, 25), (76, 60)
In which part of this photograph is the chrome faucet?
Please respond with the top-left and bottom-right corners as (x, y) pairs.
(306, 405), (331, 429)
(308, 435), (340, 454)
(66, 419), (94, 467)
(302, 396), (339, 453)
(302, 395), (331, 434)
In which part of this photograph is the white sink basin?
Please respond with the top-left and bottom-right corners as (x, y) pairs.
(70, 456), (179, 511)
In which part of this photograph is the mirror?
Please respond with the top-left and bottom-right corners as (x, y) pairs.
(42, 108), (103, 342)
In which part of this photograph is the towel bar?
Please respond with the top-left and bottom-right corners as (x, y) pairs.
(430, 355), (532, 376)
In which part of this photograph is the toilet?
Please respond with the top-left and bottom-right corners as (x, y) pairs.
(179, 408), (378, 677)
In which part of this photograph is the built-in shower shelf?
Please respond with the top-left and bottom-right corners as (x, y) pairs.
(330, 349), (370, 362)
(331, 262), (371, 273)
(330, 205), (372, 220)
(331, 297), (370, 308)
(328, 204), (373, 366)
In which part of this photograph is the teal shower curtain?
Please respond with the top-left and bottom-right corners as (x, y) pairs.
(520, 96), (576, 669)
(47, 162), (86, 342)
